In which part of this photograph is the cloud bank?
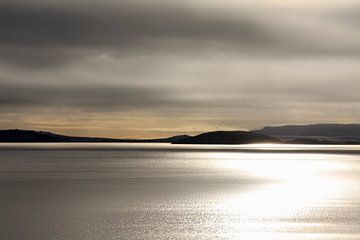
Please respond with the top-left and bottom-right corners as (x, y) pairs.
(1, 0), (360, 137)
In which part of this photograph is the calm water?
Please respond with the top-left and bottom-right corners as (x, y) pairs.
(1, 143), (360, 240)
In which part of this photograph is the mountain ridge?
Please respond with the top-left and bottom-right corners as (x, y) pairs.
(2, 124), (360, 144)
(0, 129), (190, 143)
(253, 123), (360, 144)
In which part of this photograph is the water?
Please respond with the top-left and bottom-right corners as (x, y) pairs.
(0, 143), (360, 240)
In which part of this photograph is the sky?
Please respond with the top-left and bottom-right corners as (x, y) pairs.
(1, 0), (360, 138)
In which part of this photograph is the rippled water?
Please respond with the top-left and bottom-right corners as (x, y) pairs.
(1, 143), (360, 240)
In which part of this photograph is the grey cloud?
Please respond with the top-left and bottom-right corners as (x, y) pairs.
(0, 82), (172, 110)
(0, 46), (88, 68)
(0, 81), (233, 111)
(0, 3), (270, 53)
(2, 1), (360, 69)
(1, 73), (359, 114)
(0, 3), (271, 46)
(332, 6), (360, 24)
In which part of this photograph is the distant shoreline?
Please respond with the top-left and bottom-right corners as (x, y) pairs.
(2, 124), (360, 145)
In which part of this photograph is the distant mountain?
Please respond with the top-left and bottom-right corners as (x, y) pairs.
(3, 125), (360, 144)
(172, 131), (281, 144)
(254, 124), (360, 144)
(0, 129), (190, 143)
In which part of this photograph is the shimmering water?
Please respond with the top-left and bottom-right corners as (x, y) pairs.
(1, 143), (360, 240)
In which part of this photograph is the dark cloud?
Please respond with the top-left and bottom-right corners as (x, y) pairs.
(0, 3), (271, 47)
(0, 81), (174, 110)
(2, 1), (360, 69)
(0, 81), (238, 112)
(0, 46), (87, 68)
(0, 2), (274, 67)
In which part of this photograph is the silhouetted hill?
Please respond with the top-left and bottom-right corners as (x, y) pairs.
(153, 135), (190, 143)
(254, 124), (360, 144)
(0, 129), (86, 142)
(172, 131), (281, 144)
(4, 125), (360, 144)
(130, 134), (190, 143)
(0, 129), (190, 143)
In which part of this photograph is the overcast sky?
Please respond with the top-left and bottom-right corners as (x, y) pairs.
(1, 0), (360, 138)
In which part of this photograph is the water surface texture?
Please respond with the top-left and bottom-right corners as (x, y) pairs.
(1, 143), (360, 240)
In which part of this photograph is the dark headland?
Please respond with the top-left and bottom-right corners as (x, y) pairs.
(173, 131), (281, 144)
(1, 124), (360, 144)
(0, 129), (189, 143)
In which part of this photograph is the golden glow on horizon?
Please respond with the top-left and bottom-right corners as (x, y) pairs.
(0, 111), (228, 138)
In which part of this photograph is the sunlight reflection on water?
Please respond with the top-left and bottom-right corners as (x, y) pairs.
(203, 152), (356, 239)
(0, 144), (360, 239)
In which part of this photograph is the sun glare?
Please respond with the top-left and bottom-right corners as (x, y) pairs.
(209, 152), (350, 218)
(200, 152), (353, 239)
(213, 152), (348, 180)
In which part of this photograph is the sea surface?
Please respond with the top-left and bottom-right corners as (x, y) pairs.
(1, 143), (360, 240)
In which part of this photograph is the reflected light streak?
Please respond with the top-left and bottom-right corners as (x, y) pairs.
(213, 152), (349, 180)
(205, 152), (351, 239)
